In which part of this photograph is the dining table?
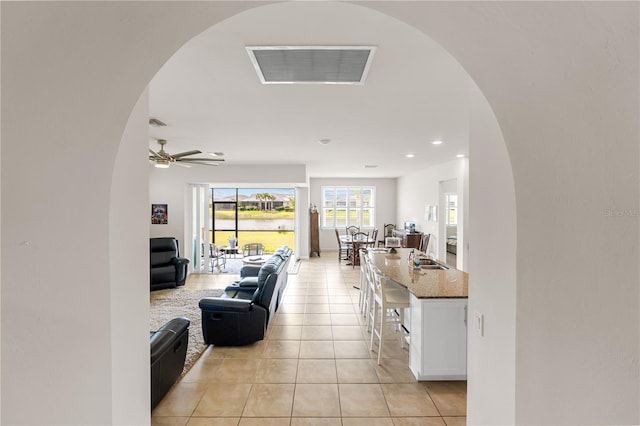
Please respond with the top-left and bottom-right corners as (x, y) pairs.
(339, 234), (376, 266)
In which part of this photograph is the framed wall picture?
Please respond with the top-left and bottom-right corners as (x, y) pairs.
(151, 203), (168, 224)
(426, 204), (438, 222)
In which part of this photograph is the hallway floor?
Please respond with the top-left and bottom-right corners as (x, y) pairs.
(152, 252), (467, 426)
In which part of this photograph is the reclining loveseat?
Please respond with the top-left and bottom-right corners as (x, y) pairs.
(150, 317), (190, 410)
(199, 246), (292, 346)
(150, 237), (190, 291)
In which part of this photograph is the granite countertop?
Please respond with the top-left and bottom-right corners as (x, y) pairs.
(367, 248), (468, 299)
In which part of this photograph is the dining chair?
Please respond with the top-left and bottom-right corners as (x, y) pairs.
(335, 228), (351, 262)
(371, 227), (379, 243)
(378, 223), (396, 247)
(419, 233), (431, 253)
(242, 243), (264, 257)
(346, 225), (359, 236)
(369, 267), (410, 364)
(209, 243), (226, 271)
(350, 231), (369, 267)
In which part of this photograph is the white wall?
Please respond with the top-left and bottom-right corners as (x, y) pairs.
(1, 2), (268, 424)
(109, 89), (151, 425)
(372, 2), (639, 423)
(396, 159), (469, 271)
(149, 164), (307, 258)
(467, 83), (516, 424)
(1, 2), (638, 425)
(0, 3), (3, 421)
(309, 177), (397, 252)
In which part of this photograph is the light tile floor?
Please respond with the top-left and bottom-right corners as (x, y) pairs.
(152, 252), (467, 426)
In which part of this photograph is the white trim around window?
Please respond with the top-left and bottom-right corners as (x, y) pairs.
(321, 186), (375, 229)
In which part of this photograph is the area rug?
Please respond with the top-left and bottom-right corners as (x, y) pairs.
(208, 258), (245, 275)
(150, 288), (224, 376)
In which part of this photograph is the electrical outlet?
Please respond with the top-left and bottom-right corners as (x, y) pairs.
(474, 311), (484, 336)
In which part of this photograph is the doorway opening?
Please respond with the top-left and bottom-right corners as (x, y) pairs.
(438, 178), (459, 268)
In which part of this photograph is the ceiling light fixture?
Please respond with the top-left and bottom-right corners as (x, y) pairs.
(319, 139), (331, 145)
(405, 154), (415, 158)
(456, 154), (465, 158)
(154, 158), (170, 168)
(363, 165), (378, 168)
(432, 140), (443, 145)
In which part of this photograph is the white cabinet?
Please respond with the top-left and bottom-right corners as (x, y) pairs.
(409, 295), (467, 380)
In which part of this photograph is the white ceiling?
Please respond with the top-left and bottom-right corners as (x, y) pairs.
(149, 2), (472, 178)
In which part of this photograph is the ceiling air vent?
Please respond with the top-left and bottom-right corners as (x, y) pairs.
(246, 46), (376, 85)
(149, 118), (167, 127)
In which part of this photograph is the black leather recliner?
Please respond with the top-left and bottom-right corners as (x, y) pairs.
(199, 246), (292, 346)
(150, 317), (190, 410)
(150, 237), (190, 291)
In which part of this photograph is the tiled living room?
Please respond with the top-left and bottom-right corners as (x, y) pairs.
(151, 253), (466, 426)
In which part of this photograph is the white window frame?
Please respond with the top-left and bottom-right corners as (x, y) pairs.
(321, 186), (375, 229)
(446, 193), (458, 226)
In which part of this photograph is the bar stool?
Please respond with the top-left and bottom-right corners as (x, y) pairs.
(358, 248), (368, 314)
(369, 266), (410, 364)
(358, 249), (375, 329)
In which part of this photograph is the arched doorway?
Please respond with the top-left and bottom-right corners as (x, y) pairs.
(116, 2), (516, 424)
(3, 2), (636, 425)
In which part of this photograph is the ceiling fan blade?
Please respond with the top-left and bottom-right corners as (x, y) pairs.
(178, 158), (225, 162)
(174, 162), (192, 168)
(171, 150), (202, 159)
(180, 161), (219, 166)
(149, 149), (160, 157)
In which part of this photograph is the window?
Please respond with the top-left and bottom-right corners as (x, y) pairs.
(322, 186), (375, 229)
(446, 194), (458, 226)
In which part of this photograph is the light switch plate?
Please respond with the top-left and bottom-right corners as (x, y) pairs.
(474, 311), (484, 336)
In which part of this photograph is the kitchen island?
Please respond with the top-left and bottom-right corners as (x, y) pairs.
(367, 247), (469, 380)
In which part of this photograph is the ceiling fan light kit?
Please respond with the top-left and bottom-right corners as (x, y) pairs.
(149, 139), (224, 169)
(155, 158), (170, 168)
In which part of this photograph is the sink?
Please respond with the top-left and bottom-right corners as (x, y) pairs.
(418, 258), (439, 266)
(417, 257), (448, 269)
(420, 263), (449, 270)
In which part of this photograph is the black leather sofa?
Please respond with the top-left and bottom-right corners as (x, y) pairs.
(150, 237), (190, 291)
(199, 246), (292, 346)
(150, 317), (190, 410)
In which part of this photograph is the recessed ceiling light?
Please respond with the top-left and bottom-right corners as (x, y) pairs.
(432, 140), (443, 145)
(363, 164), (378, 168)
(319, 139), (331, 145)
(405, 154), (415, 158)
(209, 152), (224, 157)
(456, 154), (465, 158)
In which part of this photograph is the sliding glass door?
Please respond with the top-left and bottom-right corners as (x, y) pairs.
(212, 188), (238, 248)
(212, 188), (295, 252)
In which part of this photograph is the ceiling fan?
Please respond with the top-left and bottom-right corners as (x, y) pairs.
(149, 139), (224, 168)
